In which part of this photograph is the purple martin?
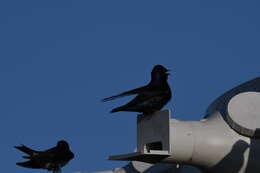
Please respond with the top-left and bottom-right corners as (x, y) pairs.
(102, 65), (172, 114)
(15, 140), (74, 173)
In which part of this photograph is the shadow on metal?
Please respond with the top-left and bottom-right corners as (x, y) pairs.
(207, 140), (249, 173)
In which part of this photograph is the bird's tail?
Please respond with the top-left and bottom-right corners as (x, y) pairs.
(102, 86), (145, 102)
(15, 145), (37, 156)
(22, 156), (31, 159)
(111, 106), (125, 113)
(102, 93), (128, 102)
(16, 160), (38, 168)
(16, 161), (30, 168)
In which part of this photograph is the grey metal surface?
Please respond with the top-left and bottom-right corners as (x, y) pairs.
(137, 110), (170, 154)
(110, 111), (171, 163)
(169, 112), (252, 172)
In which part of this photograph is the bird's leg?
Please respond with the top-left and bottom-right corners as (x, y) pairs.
(52, 165), (61, 173)
(53, 167), (61, 173)
(142, 112), (154, 120)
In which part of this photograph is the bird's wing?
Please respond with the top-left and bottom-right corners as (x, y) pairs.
(124, 90), (165, 107)
(102, 85), (152, 102)
(111, 91), (167, 113)
(14, 145), (39, 156)
(33, 151), (55, 162)
(43, 146), (58, 154)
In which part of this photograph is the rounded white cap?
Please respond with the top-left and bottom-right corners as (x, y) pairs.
(227, 92), (260, 138)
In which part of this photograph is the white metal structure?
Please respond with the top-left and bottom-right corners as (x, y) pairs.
(85, 77), (260, 173)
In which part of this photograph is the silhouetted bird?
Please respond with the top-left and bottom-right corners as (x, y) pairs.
(15, 140), (74, 173)
(102, 65), (172, 114)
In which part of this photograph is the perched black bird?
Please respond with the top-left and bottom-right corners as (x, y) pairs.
(102, 65), (172, 114)
(15, 140), (74, 173)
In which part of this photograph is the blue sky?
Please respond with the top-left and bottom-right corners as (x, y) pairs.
(1, 0), (260, 172)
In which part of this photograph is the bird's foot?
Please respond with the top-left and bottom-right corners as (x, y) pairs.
(53, 168), (61, 173)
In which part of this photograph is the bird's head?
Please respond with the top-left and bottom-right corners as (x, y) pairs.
(57, 140), (70, 149)
(151, 65), (170, 81)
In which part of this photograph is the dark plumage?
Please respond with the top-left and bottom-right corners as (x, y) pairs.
(102, 65), (172, 114)
(15, 140), (74, 173)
